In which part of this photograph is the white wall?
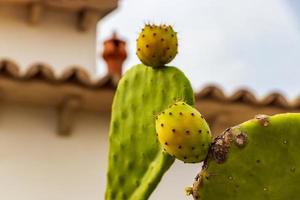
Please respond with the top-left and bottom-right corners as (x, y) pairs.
(0, 103), (109, 200)
(0, 5), (97, 75)
(0, 102), (201, 200)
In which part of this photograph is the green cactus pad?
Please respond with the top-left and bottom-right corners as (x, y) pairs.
(191, 113), (300, 200)
(155, 101), (212, 163)
(105, 64), (194, 200)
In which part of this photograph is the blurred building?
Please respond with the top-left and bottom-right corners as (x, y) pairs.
(0, 0), (118, 74)
(0, 1), (300, 200)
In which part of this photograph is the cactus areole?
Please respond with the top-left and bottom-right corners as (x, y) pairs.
(136, 24), (178, 67)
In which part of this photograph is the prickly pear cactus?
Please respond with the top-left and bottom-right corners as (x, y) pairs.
(105, 24), (194, 200)
(155, 101), (212, 163)
(190, 113), (300, 200)
(136, 24), (178, 67)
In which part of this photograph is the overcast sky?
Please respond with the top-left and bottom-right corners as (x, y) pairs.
(97, 0), (299, 99)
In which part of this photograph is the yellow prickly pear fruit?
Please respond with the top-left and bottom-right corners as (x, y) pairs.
(136, 24), (178, 67)
(155, 101), (212, 163)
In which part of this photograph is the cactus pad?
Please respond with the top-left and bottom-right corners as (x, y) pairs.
(136, 24), (178, 67)
(155, 101), (212, 163)
(105, 64), (194, 200)
(191, 113), (300, 200)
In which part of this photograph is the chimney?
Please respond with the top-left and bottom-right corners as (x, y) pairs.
(102, 32), (127, 83)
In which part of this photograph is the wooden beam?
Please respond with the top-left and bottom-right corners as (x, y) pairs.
(77, 9), (100, 31)
(57, 97), (81, 136)
(28, 2), (44, 25)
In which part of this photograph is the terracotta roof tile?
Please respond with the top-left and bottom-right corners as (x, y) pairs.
(260, 92), (290, 108)
(195, 85), (226, 101)
(0, 59), (116, 88)
(0, 59), (298, 108)
(229, 89), (257, 104)
(0, 59), (20, 78)
(24, 63), (56, 81)
(196, 84), (299, 109)
(293, 97), (300, 108)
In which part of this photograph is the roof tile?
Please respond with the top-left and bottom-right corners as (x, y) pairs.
(0, 59), (298, 108)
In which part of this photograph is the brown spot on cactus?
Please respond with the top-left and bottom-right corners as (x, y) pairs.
(255, 114), (270, 126)
(235, 132), (247, 147)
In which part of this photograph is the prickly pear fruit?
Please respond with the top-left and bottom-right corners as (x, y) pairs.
(136, 24), (178, 67)
(155, 101), (212, 163)
(190, 113), (300, 200)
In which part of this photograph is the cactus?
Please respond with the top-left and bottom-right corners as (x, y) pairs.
(136, 24), (178, 67)
(106, 24), (300, 200)
(189, 113), (300, 200)
(155, 101), (212, 163)
(105, 24), (194, 200)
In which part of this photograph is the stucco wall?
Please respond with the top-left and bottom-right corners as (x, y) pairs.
(0, 5), (97, 75)
(0, 102), (200, 200)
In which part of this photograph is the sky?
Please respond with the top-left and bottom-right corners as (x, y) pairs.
(97, 0), (300, 99)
